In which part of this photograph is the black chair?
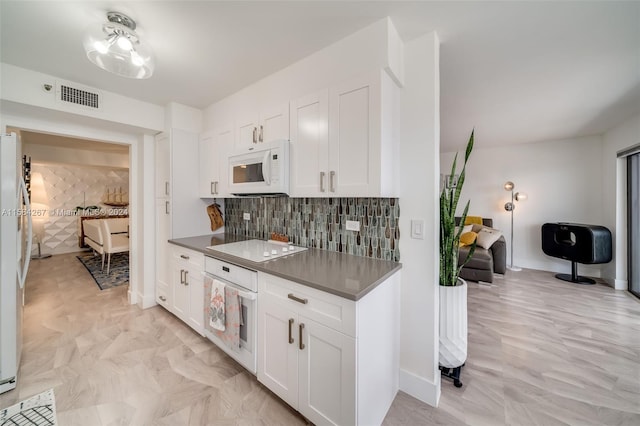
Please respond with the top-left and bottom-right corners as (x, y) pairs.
(541, 223), (612, 284)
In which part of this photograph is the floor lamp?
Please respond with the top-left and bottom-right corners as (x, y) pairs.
(503, 181), (527, 271)
(30, 172), (52, 259)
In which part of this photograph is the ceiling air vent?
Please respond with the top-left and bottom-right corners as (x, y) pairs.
(56, 81), (101, 110)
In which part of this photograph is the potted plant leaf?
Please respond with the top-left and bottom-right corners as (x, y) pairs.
(439, 129), (475, 387)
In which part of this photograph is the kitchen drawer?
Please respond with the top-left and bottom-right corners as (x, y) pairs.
(205, 256), (258, 292)
(156, 281), (170, 310)
(171, 245), (204, 269)
(258, 272), (356, 337)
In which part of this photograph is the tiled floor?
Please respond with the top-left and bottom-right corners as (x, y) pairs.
(1, 253), (639, 425)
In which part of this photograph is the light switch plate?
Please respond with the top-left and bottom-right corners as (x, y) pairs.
(411, 219), (424, 239)
(243, 212), (251, 221)
(346, 220), (360, 231)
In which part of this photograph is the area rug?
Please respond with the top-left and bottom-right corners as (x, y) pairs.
(77, 252), (129, 290)
(0, 388), (58, 425)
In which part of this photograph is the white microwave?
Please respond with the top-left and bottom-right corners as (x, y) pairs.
(228, 139), (290, 196)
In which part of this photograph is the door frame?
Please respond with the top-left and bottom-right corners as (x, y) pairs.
(1, 110), (157, 308)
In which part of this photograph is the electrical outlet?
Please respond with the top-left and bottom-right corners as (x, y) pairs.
(243, 212), (251, 221)
(346, 220), (360, 231)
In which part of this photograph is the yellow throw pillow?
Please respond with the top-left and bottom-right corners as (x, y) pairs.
(459, 231), (478, 247)
(464, 216), (483, 225)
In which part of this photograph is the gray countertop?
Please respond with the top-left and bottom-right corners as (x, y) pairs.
(169, 234), (402, 301)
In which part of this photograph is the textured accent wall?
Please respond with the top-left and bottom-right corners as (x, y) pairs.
(225, 198), (400, 261)
(32, 163), (129, 255)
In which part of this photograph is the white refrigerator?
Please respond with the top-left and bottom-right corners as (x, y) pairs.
(0, 132), (32, 394)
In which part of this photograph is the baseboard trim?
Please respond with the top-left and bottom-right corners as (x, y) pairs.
(137, 291), (157, 309)
(399, 368), (441, 407)
(613, 278), (628, 290)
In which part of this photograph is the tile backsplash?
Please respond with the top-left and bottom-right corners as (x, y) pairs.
(225, 197), (400, 261)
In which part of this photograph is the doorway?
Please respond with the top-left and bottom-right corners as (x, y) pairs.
(7, 127), (136, 302)
(628, 153), (640, 298)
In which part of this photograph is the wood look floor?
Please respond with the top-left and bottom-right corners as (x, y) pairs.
(1, 253), (639, 425)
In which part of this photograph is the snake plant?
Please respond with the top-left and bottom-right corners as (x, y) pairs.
(440, 130), (476, 286)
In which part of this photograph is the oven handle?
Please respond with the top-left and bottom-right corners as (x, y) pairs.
(203, 272), (257, 301)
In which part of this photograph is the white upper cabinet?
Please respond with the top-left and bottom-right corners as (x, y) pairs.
(235, 102), (290, 151)
(199, 125), (233, 198)
(290, 70), (398, 197)
(236, 113), (260, 150)
(328, 70), (396, 197)
(261, 103), (290, 143)
(290, 90), (329, 197)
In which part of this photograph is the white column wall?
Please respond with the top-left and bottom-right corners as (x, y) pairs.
(398, 31), (441, 406)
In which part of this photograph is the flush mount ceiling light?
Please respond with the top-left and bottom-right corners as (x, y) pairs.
(83, 11), (154, 79)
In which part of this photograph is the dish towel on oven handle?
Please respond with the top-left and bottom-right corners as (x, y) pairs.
(203, 274), (242, 351)
(209, 277), (226, 331)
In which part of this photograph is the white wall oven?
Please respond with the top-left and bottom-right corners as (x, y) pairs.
(203, 256), (257, 374)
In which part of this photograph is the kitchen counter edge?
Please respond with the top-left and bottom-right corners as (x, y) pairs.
(168, 235), (402, 301)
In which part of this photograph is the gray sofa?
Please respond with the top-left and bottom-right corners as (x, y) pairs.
(455, 218), (506, 283)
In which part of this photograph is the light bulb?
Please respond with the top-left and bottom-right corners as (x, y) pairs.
(131, 52), (144, 66)
(504, 181), (514, 191)
(117, 35), (133, 50)
(515, 192), (528, 201)
(93, 40), (109, 54)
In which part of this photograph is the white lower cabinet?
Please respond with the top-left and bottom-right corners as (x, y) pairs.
(168, 245), (205, 336)
(259, 297), (300, 408)
(298, 317), (356, 425)
(258, 271), (400, 426)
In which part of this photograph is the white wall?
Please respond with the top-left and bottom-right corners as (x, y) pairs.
(165, 102), (203, 133)
(602, 112), (640, 289)
(30, 162), (129, 255)
(1, 63), (164, 132)
(204, 17), (403, 130)
(25, 143), (129, 169)
(398, 32), (441, 406)
(441, 135), (606, 277)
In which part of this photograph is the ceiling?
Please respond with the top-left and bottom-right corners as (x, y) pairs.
(1, 1), (638, 152)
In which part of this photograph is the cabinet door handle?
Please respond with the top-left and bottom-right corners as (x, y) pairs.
(252, 127), (257, 144)
(180, 254), (189, 260)
(165, 181), (169, 196)
(184, 270), (189, 286)
(330, 171), (336, 192)
(288, 318), (294, 344)
(320, 172), (326, 192)
(288, 293), (308, 304)
(211, 181), (215, 195)
(159, 295), (166, 302)
(214, 181), (218, 195)
(259, 125), (264, 142)
(180, 269), (185, 284)
(165, 201), (170, 215)
(222, 266), (230, 273)
(299, 323), (305, 350)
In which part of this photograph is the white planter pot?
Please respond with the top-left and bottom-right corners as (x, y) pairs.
(438, 279), (468, 368)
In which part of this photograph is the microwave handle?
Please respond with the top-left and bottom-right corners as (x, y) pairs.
(262, 150), (271, 185)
